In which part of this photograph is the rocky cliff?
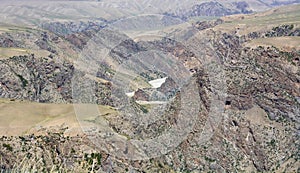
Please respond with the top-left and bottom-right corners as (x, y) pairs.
(0, 4), (299, 173)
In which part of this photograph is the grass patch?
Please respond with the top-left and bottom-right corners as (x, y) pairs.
(245, 37), (300, 51)
(0, 47), (50, 59)
(3, 143), (13, 152)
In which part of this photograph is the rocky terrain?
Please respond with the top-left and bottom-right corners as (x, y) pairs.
(0, 1), (299, 173)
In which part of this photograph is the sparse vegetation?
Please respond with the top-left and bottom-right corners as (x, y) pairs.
(2, 143), (13, 152)
(0, 1), (299, 173)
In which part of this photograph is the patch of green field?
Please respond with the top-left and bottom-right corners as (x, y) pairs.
(130, 76), (152, 90)
(188, 16), (219, 23)
(0, 23), (38, 33)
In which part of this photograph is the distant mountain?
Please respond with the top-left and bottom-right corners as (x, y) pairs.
(168, 0), (300, 20)
(0, 0), (299, 26)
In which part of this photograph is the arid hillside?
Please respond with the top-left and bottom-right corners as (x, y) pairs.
(0, 1), (299, 173)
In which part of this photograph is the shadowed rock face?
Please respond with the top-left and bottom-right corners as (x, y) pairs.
(188, 2), (238, 17)
(0, 38), (15, 48)
(133, 88), (149, 101)
(157, 77), (178, 99)
(235, 1), (252, 14)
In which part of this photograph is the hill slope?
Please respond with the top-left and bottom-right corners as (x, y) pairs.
(0, 2), (299, 173)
